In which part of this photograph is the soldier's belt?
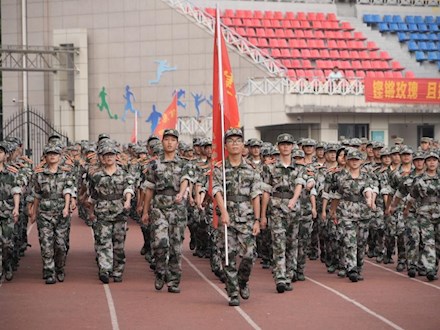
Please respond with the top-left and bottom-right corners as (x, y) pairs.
(343, 195), (363, 202)
(41, 193), (64, 200)
(421, 196), (440, 205)
(156, 189), (178, 196)
(226, 195), (249, 203)
(97, 193), (122, 201)
(272, 192), (293, 199)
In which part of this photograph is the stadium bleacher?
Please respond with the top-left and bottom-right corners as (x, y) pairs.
(363, 14), (440, 70)
(205, 8), (408, 80)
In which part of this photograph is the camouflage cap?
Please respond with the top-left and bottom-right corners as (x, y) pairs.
(425, 151), (439, 160)
(302, 138), (316, 147)
(372, 141), (385, 149)
(152, 143), (163, 155)
(325, 143), (338, 152)
(0, 141), (10, 153)
(413, 151), (425, 160)
(390, 145), (401, 154)
(360, 137), (369, 144)
(134, 145), (148, 154)
(399, 146), (414, 155)
(316, 142), (326, 149)
(277, 133), (294, 144)
(6, 136), (22, 146)
(200, 138), (213, 147)
(48, 133), (62, 141)
(248, 138), (263, 147)
(98, 133), (110, 142)
(261, 146), (271, 157)
(292, 149), (305, 158)
(162, 129), (179, 139)
(98, 139), (119, 155)
(420, 137), (432, 143)
(43, 144), (63, 155)
(224, 128), (243, 140)
(192, 137), (202, 146)
(393, 137), (404, 144)
(380, 148), (391, 157)
(270, 146), (280, 155)
(350, 138), (362, 147)
(341, 139), (350, 146)
(346, 148), (364, 160)
(147, 135), (160, 144)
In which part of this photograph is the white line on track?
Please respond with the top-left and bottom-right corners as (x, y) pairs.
(365, 260), (440, 291)
(306, 276), (405, 330)
(89, 228), (120, 330)
(183, 255), (262, 330)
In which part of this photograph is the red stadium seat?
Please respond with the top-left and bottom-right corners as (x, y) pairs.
(310, 49), (321, 59)
(308, 39), (317, 49)
(327, 13), (338, 21)
(316, 12), (326, 21)
(329, 22), (340, 30)
(205, 8), (215, 16)
(363, 60), (373, 70)
(313, 21), (323, 30)
(369, 51), (379, 60)
(304, 30), (314, 39)
(339, 60), (351, 70)
(325, 31), (336, 39)
(307, 12), (317, 21)
(337, 40), (348, 49)
(256, 28), (266, 37)
(285, 29), (295, 38)
(298, 39), (307, 48)
(405, 71), (415, 78)
(379, 61), (390, 70)
(334, 31), (344, 39)
(300, 21), (311, 29)
(236, 10), (245, 19)
(366, 71), (377, 78)
(392, 71), (403, 78)
(264, 11), (274, 20)
(251, 18), (262, 27)
(345, 70), (356, 79)
(278, 39), (288, 48)
(296, 69), (305, 78)
(248, 37), (257, 46)
(315, 31), (325, 39)
(223, 18), (233, 26)
(354, 32), (367, 40)
(282, 59), (292, 68)
(380, 51), (392, 61)
(358, 50), (369, 60)
(262, 19), (272, 28)
(271, 48), (281, 58)
(384, 71), (394, 78)
(301, 49), (312, 59)
(254, 10), (263, 19)
(340, 50), (350, 59)
(297, 12), (307, 21)
(285, 12), (295, 20)
(274, 11), (284, 20)
(328, 40), (338, 49)
(320, 49), (330, 58)
(341, 22), (354, 31)
(391, 61), (404, 71)
(343, 31), (354, 40)
(291, 59), (301, 68)
(257, 38), (268, 48)
(246, 28), (256, 37)
(375, 71), (385, 78)
(296, 30), (305, 38)
(235, 27), (246, 36)
(244, 10), (253, 19)
(282, 20), (292, 29)
(367, 41), (379, 51)
(287, 69), (296, 78)
(269, 39), (279, 48)
(275, 29), (286, 38)
(351, 60), (362, 70)
(356, 70), (366, 78)
(289, 39), (299, 48)
(316, 40), (326, 49)
(266, 28), (275, 38)
(223, 9), (234, 18)
(329, 50), (340, 59)
(349, 50), (360, 60)
(322, 21), (333, 30)
(291, 20), (301, 29)
(280, 49), (291, 58)
(370, 61), (381, 70)
(302, 59), (313, 69)
(291, 49), (301, 58)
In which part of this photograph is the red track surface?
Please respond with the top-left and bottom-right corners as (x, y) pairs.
(1, 214), (439, 330)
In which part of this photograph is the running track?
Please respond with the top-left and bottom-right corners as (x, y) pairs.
(1, 214), (439, 330)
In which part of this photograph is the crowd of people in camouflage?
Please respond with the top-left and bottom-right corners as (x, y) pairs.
(0, 129), (439, 307)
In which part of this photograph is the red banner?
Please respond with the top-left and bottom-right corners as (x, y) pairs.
(153, 94), (178, 139)
(365, 77), (440, 104)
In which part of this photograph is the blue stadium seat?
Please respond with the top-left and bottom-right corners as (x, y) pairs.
(418, 42), (428, 51)
(372, 15), (382, 24)
(428, 24), (439, 32)
(436, 17), (440, 25)
(427, 52), (439, 62)
(428, 33), (438, 42)
(363, 14), (373, 24)
(398, 32), (409, 42)
(408, 23), (418, 32)
(398, 23), (409, 32)
(393, 15), (403, 24)
(379, 23), (389, 32)
(383, 15), (393, 23)
(427, 42), (437, 51)
(418, 24), (429, 33)
(437, 61), (440, 71)
(409, 33), (420, 40)
(405, 16), (415, 24)
(389, 23), (399, 32)
(408, 40), (419, 51)
(414, 16), (424, 24)
(425, 16), (434, 24)
(415, 51), (427, 61)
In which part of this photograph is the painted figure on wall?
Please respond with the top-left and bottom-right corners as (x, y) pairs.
(146, 104), (162, 133)
(174, 89), (186, 109)
(149, 60), (177, 85)
(121, 85), (140, 122)
(191, 92), (206, 120)
(206, 94), (213, 109)
(97, 87), (118, 119)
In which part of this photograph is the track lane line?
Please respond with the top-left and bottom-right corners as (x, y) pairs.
(365, 260), (440, 291)
(306, 276), (405, 330)
(183, 255), (262, 330)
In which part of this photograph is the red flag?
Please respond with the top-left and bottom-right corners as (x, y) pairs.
(130, 114), (138, 143)
(153, 94), (178, 139)
(210, 10), (241, 228)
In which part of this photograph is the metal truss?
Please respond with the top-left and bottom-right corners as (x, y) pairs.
(177, 116), (213, 136)
(0, 45), (79, 72)
(161, 0), (287, 78)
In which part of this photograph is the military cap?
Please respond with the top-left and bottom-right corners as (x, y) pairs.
(224, 128), (243, 141)
(390, 146), (400, 154)
(261, 146), (271, 157)
(425, 151), (439, 160)
(0, 141), (10, 153)
(399, 146), (413, 155)
(48, 133), (62, 141)
(147, 135), (160, 144)
(183, 144), (193, 152)
(292, 149), (305, 158)
(393, 137), (404, 144)
(325, 143), (338, 152)
(350, 138), (362, 147)
(346, 149), (364, 160)
(134, 145), (147, 154)
(316, 142), (326, 149)
(98, 133), (110, 142)
(270, 146), (280, 155)
(262, 142), (273, 149)
(341, 139), (350, 146)
(413, 151), (425, 160)
(372, 141), (384, 149)
(43, 144), (62, 155)
(249, 138), (263, 147)
(152, 143), (163, 155)
(6, 137), (22, 146)
(244, 139), (251, 147)
(277, 133), (294, 144)
(192, 137), (202, 146)
(200, 138), (213, 147)
(302, 139), (316, 147)
(420, 137), (432, 143)
(366, 141), (374, 147)
(380, 148), (391, 157)
(98, 145), (118, 155)
(360, 137), (369, 144)
(83, 144), (97, 154)
(163, 129), (179, 139)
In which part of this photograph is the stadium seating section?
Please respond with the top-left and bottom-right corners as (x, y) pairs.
(363, 14), (440, 71)
(204, 8), (410, 80)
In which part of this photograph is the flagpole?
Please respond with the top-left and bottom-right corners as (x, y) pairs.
(134, 110), (138, 143)
(216, 5), (229, 267)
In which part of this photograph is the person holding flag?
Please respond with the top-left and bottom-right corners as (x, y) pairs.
(212, 128), (262, 307)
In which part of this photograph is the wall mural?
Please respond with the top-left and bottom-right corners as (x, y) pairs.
(148, 60), (177, 85)
(145, 104), (162, 133)
(97, 87), (118, 119)
(121, 85), (141, 122)
(174, 89), (186, 109)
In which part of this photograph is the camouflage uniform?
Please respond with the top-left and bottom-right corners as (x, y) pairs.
(31, 145), (75, 282)
(88, 146), (135, 282)
(261, 139), (306, 289)
(144, 150), (193, 290)
(409, 152), (440, 281)
(213, 157), (262, 301)
(0, 143), (22, 280)
(333, 151), (376, 281)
